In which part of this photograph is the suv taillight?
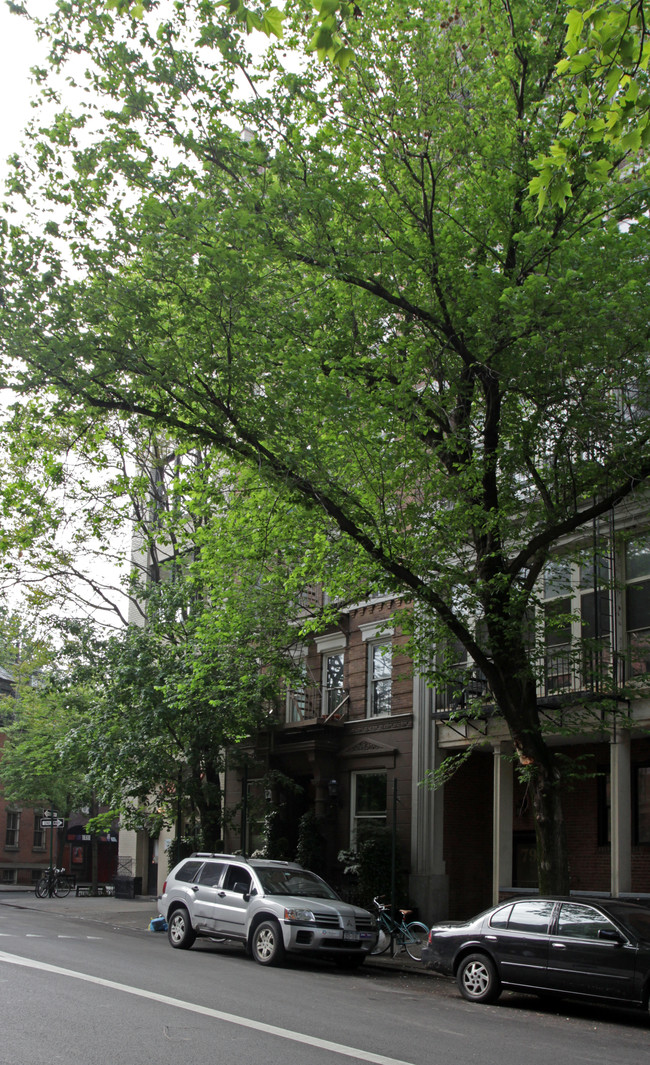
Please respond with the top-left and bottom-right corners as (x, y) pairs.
(162, 880), (167, 894)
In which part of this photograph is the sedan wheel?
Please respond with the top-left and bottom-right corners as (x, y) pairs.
(456, 953), (501, 1003)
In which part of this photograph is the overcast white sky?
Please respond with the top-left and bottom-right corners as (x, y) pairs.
(0, 3), (46, 183)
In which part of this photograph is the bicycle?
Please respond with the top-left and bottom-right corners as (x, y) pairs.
(35, 867), (71, 899)
(370, 896), (429, 961)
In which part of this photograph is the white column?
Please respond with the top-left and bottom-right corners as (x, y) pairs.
(610, 729), (632, 896)
(409, 673), (448, 923)
(492, 743), (513, 905)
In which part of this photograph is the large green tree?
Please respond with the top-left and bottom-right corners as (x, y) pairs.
(3, 0), (650, 891)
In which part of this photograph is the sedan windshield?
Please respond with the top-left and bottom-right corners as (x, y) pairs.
(256, 868), (340, 900)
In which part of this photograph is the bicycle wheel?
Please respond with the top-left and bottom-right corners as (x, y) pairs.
(404, 921), (429, 961)
(54, 877), (71, 898)
(35, 877), (49, 899)
(370, 927), (392, 956)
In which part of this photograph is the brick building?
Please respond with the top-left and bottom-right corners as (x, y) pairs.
(222, 510), (650, 925)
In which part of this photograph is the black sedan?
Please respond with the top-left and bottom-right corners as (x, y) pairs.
(422, 896), (650, 1009)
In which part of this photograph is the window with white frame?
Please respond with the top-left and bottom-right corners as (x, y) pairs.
(325, 651), (345, 715)
(350, 771), (387, 847)
(368, 641), (392, 716)
(360, 621), (394, 717)
(5, 811), (20, 848)
(315, 632), (347, 716)
(286, 650), (308, 722)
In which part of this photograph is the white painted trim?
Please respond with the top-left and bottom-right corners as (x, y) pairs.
(359, 621), (394, 643)
(314, 631), (346, 654)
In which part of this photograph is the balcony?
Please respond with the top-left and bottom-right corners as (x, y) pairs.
(433, 639), (650, 722)
(285, 685), (350, 725)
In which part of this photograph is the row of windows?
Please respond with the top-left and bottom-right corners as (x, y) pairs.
(4, 812), (46, 849)
(440, 536), (650, 709)
(287, 639), (393, 723)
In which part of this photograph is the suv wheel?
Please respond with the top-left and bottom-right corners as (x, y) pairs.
(168, 907), (196, 950)
(251, 919), (285, 966)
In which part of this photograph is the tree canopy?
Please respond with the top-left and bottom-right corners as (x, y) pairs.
(2, 0), (650, 890)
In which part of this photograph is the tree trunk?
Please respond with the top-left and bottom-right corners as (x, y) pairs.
(488, 655), (570, 896)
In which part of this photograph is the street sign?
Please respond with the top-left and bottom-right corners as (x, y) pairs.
(40, 818), (64, 828)
(42, 809), (58, 818)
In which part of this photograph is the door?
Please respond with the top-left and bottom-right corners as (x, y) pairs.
(546, 902), (637, 1001)
(488, 899), (555, 989)
(209, 864), (253, 937)
(192, 861), (227, 930)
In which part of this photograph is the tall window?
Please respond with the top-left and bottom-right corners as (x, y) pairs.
(541, 553), (612, 693)
(286, 656), (308, 722)
(325, 651), (345, 715)
(351, 772), (387, 846)
(543, 559), (572, 692)
(368, 642), (392, 716)
(626, 538), (650, 677)
(5, 811), (20, 848)
(33, 814), (45, 849)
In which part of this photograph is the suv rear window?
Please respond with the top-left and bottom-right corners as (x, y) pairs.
(174, 860), (203, 883)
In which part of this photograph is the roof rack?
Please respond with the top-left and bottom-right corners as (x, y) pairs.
(189, 852), (248, 861)
(189, 852), (302, 868)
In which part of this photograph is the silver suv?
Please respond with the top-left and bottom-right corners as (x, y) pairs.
(158, 852), (377, 968)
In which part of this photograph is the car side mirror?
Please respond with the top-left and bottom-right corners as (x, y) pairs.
(598, 928), (625, 944)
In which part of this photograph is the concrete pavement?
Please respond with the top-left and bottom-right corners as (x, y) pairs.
(0, 888), (436, 977)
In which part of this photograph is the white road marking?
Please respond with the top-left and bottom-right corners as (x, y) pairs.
(0, 950), (417, 1065)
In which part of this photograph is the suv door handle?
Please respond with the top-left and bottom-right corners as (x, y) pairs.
(191, 886), (199, 893)
(218, 891), (226, 897)
(551, 942), (566, 949)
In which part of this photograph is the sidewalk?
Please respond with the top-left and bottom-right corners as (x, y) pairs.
(0, 889), (435, 977)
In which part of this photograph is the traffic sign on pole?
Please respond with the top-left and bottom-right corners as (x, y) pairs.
(40, 818), (64, 828)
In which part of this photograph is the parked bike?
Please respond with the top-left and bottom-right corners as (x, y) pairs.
(370, 895), (429, 961)
(35, 867), (71, 899)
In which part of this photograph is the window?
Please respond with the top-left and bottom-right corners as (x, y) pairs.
(1, 869), (17, 885)
(5, 811), (19, 848)
(197, 862), (225, 887)
(506, 899), (555, 933)
(315, 632), (347, 717)
(489, 904), (513, 929)
(286, 655), (308, 723)
(625, 538), (650, 677)
(556, 902), (616, 940)
(222, 865), (252, 893)
(540, 552), (612, 694)
(368, 641), (392, 716)
(351, 771), (387, 846)
(325, 651), (345, 715)
(512, 831), (538, 888)
(174, 860), (203, 883)
(33, 815), (45, 850)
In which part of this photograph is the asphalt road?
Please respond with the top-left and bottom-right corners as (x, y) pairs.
(0, 900), (648, 1065)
